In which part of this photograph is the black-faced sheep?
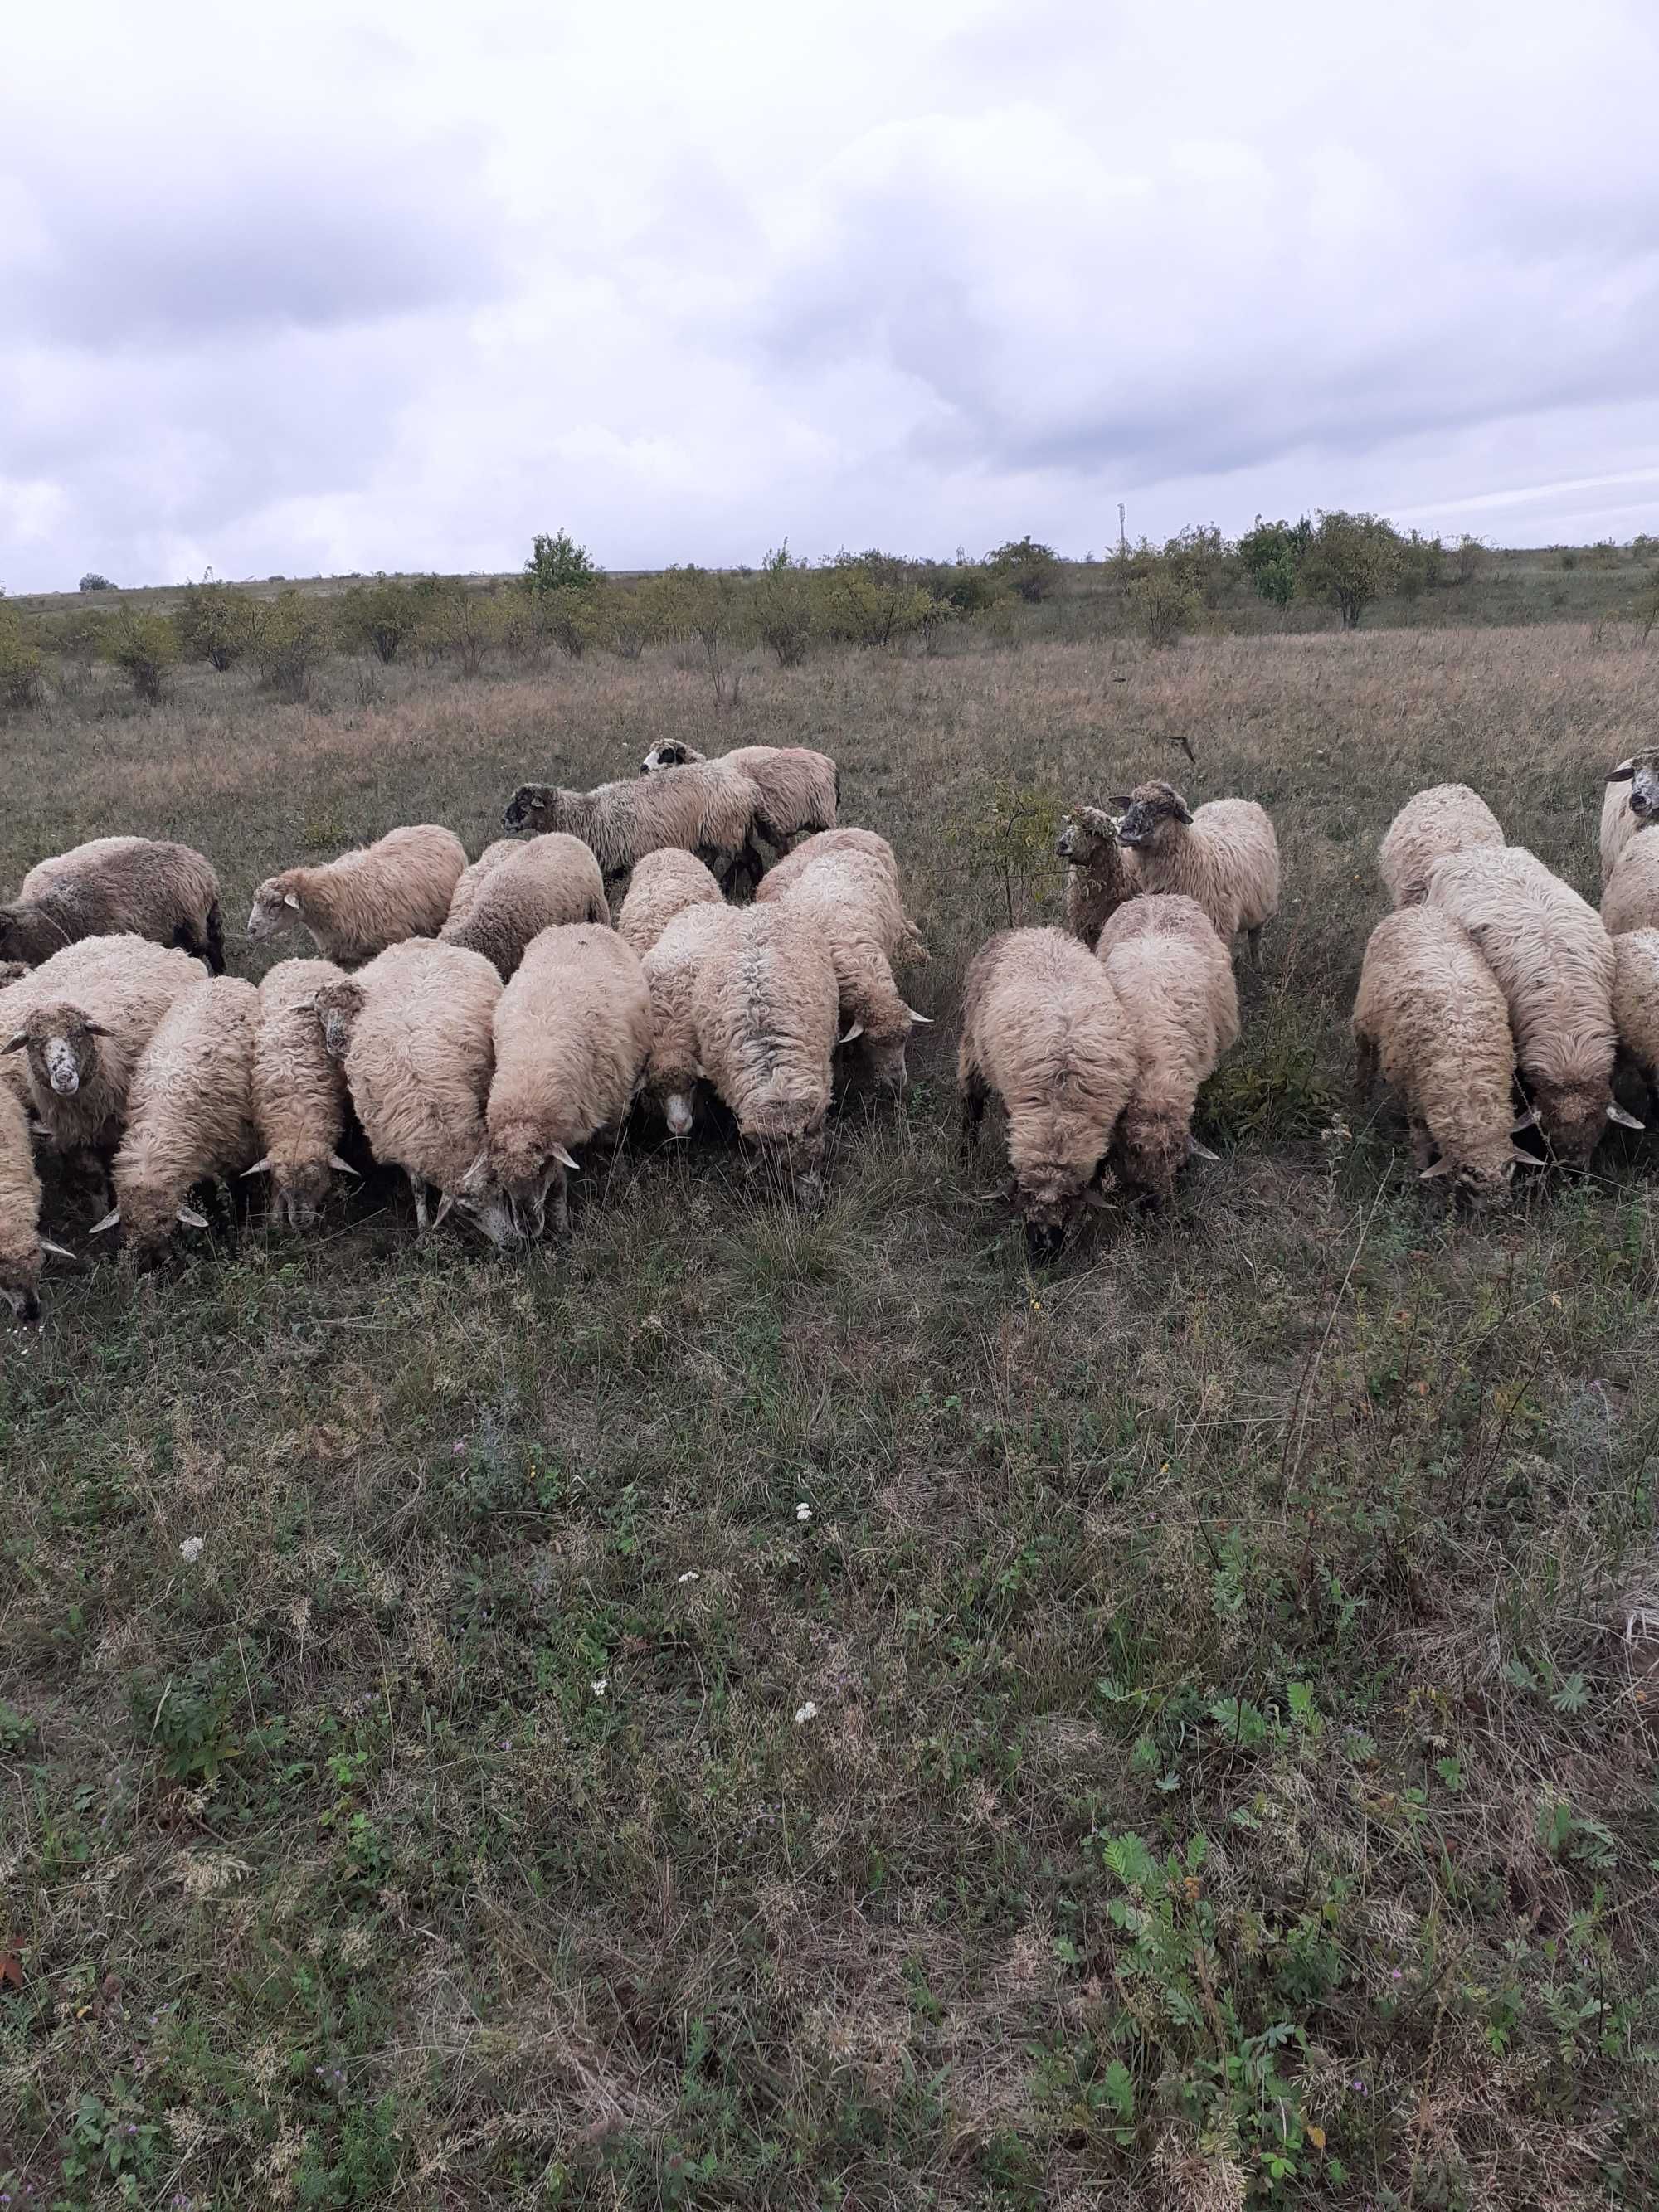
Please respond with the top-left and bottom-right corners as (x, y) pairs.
(958, 927), (1136, 1257)
(247, 824), (466, 965)
(690, 906), (839, 1204)
(439, 833), (609, 979)
(640, 742), (839, 849)
(616, 849), (724, 959)
(1378, 784), (1505, 909)
(1096, 895), (1238, 1203)
(1112, 781), (1279, 962)
(1601, 749), (1659, 886)
(2, 837), (223, 970)
(503, 764), (769, 892)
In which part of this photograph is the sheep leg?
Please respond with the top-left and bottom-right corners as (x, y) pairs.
(202, 901), (226, 975)
(1354, 1032), (1379, 1101)
(1408, 1118), (1436, 1174)
(548, 1173), (570, 1237)
(409, 1172), (430, 1231)
(960, 1071), (987, 1150)
(1246, 925), (1262, 970)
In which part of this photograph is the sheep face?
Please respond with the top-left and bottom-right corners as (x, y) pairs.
(640, 741), (695, 775)
(502, 784), (555, 833)
(0, 1238), (42, 1324)
(248, 875), (304, 941)
(743, 1110), (826, 1208)
(272, 1155), (333, 1231)
(1535, 1080), (1617, 1172)
(1113, 1109), (1186, 1207)
(311, 979), (366, 1061)
(1607, 748), (1659, 827)
(1114, 782), (1191, 853)
(1054, 807), (1118, 865)
(0, 906), (62, 965)
(3, 1004), (109, 1099)
(1015, 1160), (1092, 1258)
(859, 1023), (912, 1094)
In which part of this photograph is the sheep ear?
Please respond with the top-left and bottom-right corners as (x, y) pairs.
(1174, 802), (1194, 824)
(89, 1208), (121, 1233)
(1188, 1136), (1220, 1162)
(1606, 758), (1637, 783)
(1511, 1107), (1540, 1132)
(904, 1008), (932, 1025)
(1608, 1101), (1646, 1130)
(431, 1192), (455, 1227)
(283, 892), (301, 910)
(328, 1152), (360, 1176)
(177, 1205), (209, 1229)
(1418, 1158), (1456, 1179)
(82, 1021), (113, 1038)
(1110, 795), (1132, 811)
(552, 1142), (580, 1171)
(838, 1022), (864, 1044)
(3, 1031), (27, 1053)
(39, 1237), (76, 1261)
(241, 1155), (273, 1177)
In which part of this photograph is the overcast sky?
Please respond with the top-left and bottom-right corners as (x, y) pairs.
(2, 0), (1656, 592)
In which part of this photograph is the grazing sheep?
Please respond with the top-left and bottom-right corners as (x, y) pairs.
(247, 824), (466, 965)
(640, 902), (744, 1135)
(1602, 830), (1659, 937)
(2, 837), (223, 970)
(481, 925), (652, 1236)
(91, 978), (261, 1260)
(1352, 907), (1529, 1208)
(0, 1084), (75, 1323)
(958, 927), (1136, 1257)
(440, 833), (608, 979)
(1112, 781), (1279, 961)
(1611, 929), (1659, 1123)
(1096, 895), (1238, 1203)
(0, 936), (206, 1159)
(640, 741), (839, 848)
(246, 958), (357, 1229)
(1378, 784), (1506, 909)
(1600, 748), (1659, 885)
(616, 849), (723, 959)
(1057, 805), (1139, 946)
(756, 829), (927, 958)
(445, 839), (520, 931)
(757, 850), (929, 1091)
(1426, 844), (1632, 1165)
(312, 939), (516, 1245)
(691, 906), (839, 1203)
(503, 764), (769, 891)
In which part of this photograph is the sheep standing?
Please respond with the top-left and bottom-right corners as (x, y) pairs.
(2, 837), (223, 970)
(440, 833), (608, 978)
(312, 939), (515, 1245)
(1352, 908), (1528, 1207)
(691, 907), (839, 1204)
(1601, 749), (1659, 885)
(1, 936), (206, 1161)
(1378, 784), (1505, 908)
(1601, 832), (1659, 937)
(1096, 895), (1238, 1203)
(958, 927), (1136, 1257)
(1611, 929), (1659, 1123)
(246, 958), (357, 1229)
(503, 764), (769, 892)
(757, 849), (928, 1091)
(640, 742), (839, 849)
(616, 849), (724, 958)
(93, 978), (261, 1260)
(1057, 805), (1139, 946)
(640, 903), (744, 1135)
(482, 926), (652, 1235)
(247, 824), (466, 965)
(1112, 781), (1278, 961)
(1426, 844), (1631, 1165)
(0, 1084), (75, 1323)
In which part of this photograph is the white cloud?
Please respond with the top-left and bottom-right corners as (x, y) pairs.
(2, 0), (1656, 590)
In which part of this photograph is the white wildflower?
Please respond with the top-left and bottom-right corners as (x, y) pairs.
(794, 1700), (818, 1726)
(795, 1502), (812, 1524)
(677, 1571), (699, 1585)
(179, 1535), (205, 1564)
(591, 1677), (608, 1699)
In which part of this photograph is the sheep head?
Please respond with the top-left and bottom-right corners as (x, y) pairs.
(245, 1145), (357, 1229)
(0, 903), (68, 965)
(502, 783), (557, 833)
(640, 741), (697, 775)
(1055, 806), (1121, 866)
(742, 1102), (826, 1208)
(311, 978), (366, 1061)
(1532, 1077), (1626, 1171)
(2, 1003), (111, 1100)
(1115, 780), (1192, 852)
(1606, 746), (1659, 824)
(247, 872), (307, 940)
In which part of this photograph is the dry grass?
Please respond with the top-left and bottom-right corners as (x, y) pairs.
(2, 621), (1657, 2209)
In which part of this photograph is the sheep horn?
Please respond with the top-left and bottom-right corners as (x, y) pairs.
(1509, 1146), (1545, 1167)
(177, 1205), (209, 1229)
(241, 1155), (273, 1177)
(1187, 1137), (1220, 1162)
(904, 1009), (933, 1025)
(328, 1153), (360, 1175)
(39, 1237), (76, 1260)
(89, 1208), (121, 1233)
(1608, 1102), (1646, 1130)
(838, 1022), (864, 1044)
(552, 1143), (580, 1171)
(1511, 1107), (1540, 1132)
(431, 1192), (455, 1228)
(1418, 1158), (1456, 1179)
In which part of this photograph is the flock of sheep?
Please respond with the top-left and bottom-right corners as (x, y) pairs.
(2, 737), (1657, 1321)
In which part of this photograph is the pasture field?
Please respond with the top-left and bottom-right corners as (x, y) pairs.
(2, 621), (1658, 2209)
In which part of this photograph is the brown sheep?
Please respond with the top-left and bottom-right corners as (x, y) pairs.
(1096, 895), (1238, 1203)
(440, 833), (609, 978)
(248, 824), (466, 965)
(1113, 781), (1279, 961)
(1056, 805), (1139, 946)
(615, 849), (724, 959)
(2, 837), (223, 970)
(246, 957), (357, 1229)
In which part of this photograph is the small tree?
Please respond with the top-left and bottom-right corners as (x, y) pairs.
(539, 586), (601, 662)
(251, 591), (331, 702)
(522, 529), (598, 598)
(105, 609), (180, 703)
(176, 582), (253, 670)
(1131, 568), (1201, 648)
(1298, 510), (1404, 630)
(947, 776), (1063, 926)
(338, 576), (421, 665)
(1160, 523), (1233, 610)
(1238, 517), (1311, 610)
(79, 572), (114, 592)
(0, 607), (46, 712)
(985, 536), (1060, 604)
(1395, 530), (1444, 605)
(754, 542), (815, 668)
(821, 555), (932, 648)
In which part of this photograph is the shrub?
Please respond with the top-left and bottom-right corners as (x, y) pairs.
(635, 567), (703, 645)
(1238, 517), (1311, 610)
(0, 608), (46, 712)
(946, 775), (1063, 926)
(1132, 568), (1201, 648)
(985, 536), (1060, 604)
(538, 586), (601, 662)
(338, 576), (422, 664)
(79, 571), (114, 592)
(1298, 510), (1404, 630)
(1160, 523), (1233, 610)
(418, 588), (506, 678)
(821, 554), (932, 648)
(754, 542), (816, 667)
(1396, 530), (1445, 604)
(175, 582), (254, 670)
(250, 591), (332, 702)
(1454, 533), (1487, 586)
(944, 569), (1003, 616)
(105, 609), (181, 703)
(605, 585), (649, 661)
(522, 528), (599, 598)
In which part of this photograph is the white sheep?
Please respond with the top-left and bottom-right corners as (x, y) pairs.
(1352, 907), (1530, 1207)
(90, 977), (262, 1260)
(1378, 784), (1505, 909)
(246, 958), (358, 1229)
(1096, 894), (1238, 1203)
(440, 833), (609, 978)
(639, 742), (839, 850)
(247, 824), (466, 965)
(1600, 748), (1659, 885)
(479, 924), (653, 1235)
(0, 1083), (74, 1323)
(615, 849), (724, 959)
(1426, 843), (1635, 1165)
(1611, 928), (1659, 1124)
(756, 849), (929, 1091)
(640, 902), (744, 1135)
(1601, 830), (1659, 938)
(756, 829), (927, 960)
(958, 927), (1136, 1257)
(1112, 780), (1279, 962)
(503, 764), (768, 891)
(691, 906), (840, 1203)
(312, 939), (517, 1245)
(2, 836), (223, 970)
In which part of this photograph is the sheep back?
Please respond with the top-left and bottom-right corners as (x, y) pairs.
(114, 976), (261, 1255)
(1378, 784), (1505, 908)
(616, 849), (724, 958)
(441, 833), (609, 977)
(1612, 928), (1659, 1095)
(253, 956), (353, 1227)
(1097, 894), (1238, 1201)
(1, 837), (221, 969)
(251, 824), (466, 963)
(691, 906), (839, 1194)
(1602, 832), (1659, 937)
(640, 902), (744, 1125)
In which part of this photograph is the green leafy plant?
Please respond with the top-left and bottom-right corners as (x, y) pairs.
(947, 775), (1063, 925)
(104, 608), (181, 703)
(522, 527), (599, 598)
(1299, 509), (1404, 629)
(753, 541), (816, 667)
